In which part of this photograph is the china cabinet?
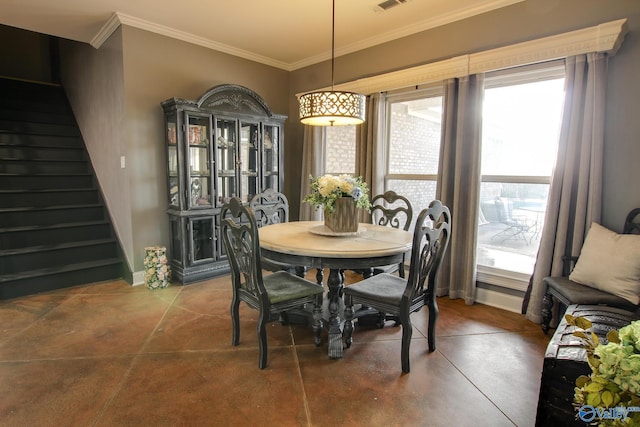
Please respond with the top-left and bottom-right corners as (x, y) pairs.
(161, 84), (286, 284)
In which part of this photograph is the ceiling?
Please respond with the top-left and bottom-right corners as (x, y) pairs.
(0, 0), (524, 71)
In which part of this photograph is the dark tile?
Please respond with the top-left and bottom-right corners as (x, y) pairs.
(0, 292), (172, 360)
(298, 339), (515, 427)
(0, 276), (549, 427)
(96, 350), (308, 426)
(0, 357), (132, 426)
(0, 294), (71, 343)
(437, 331), (548, 427)
(145, 278), (293, 353)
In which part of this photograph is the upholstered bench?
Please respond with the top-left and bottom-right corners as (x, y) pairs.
(535, 304), (640, 427)
(542, 276), (638, 333)
(541, 208), (640, 334)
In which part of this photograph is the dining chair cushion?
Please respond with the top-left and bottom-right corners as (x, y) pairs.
(345, 273), (405, 306)
(569, 222), (640, 305)
(264, 271), (325, 304)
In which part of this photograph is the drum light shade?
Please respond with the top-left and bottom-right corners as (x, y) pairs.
(299, 90), (366, 126)
(299, 0), (366, 127)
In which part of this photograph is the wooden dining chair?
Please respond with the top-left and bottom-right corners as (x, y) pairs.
(343, 200), (451, 373)
(369, 190), (413, 278)
(249, 188), (295, 273)
(221, 197), (324, 369)
(249, 188), (289, 227)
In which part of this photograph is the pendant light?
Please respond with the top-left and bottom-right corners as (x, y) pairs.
(299, 0), (366, 126)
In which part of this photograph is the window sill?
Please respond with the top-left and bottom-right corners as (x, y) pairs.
(476, 265), (530, 292)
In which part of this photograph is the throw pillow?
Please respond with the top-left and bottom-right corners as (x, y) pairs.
(569, 222), (640, 305)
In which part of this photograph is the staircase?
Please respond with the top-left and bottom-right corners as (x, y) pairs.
(0, 77), (124, 299)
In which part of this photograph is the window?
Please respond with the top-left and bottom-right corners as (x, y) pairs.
(326, 126), (356, 175)
(477, 63), (565, 288)
(385, 87), (443, 228)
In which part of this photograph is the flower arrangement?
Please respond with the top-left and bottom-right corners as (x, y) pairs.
(567, 314), (640, 425)
(303, 174), (371, 213)
(143, 246), (171, 289)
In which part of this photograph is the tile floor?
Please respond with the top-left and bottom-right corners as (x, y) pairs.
(0, 271), (551, 427)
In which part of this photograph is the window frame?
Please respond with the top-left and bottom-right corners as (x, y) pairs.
(383, 85), (444, 193)
(477, 60), (566, 291)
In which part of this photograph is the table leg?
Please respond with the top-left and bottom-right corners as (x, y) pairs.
(327, 268), (344, 359)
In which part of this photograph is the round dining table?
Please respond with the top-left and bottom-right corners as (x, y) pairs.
(258, 221), (412, 359)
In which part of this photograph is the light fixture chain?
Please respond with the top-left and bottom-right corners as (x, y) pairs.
(331, 0), (335, 90)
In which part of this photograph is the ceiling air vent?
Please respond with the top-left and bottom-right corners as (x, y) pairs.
(375, 0), (408, 12)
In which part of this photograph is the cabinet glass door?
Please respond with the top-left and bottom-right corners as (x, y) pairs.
(263, 124), (279, 192)
(190, 217), (215, 263)
(240, 121), (259, 202)
(216, 118), (237, 204)
(187, 115), (212, 208)
(166, 113), (180, 207)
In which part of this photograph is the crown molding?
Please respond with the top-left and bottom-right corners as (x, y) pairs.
(308, 18), (628, 96)
(88, 1), (524, 71)
(90, 12), (121, 48)
(90, 12), (291, 70)
(290, 0), (526, 71)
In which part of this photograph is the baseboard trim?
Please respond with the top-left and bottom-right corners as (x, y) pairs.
(475, 287), (523, 314)
(132, 270), (145, 286)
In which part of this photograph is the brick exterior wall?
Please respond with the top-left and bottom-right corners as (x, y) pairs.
(326, 126), (356, 175)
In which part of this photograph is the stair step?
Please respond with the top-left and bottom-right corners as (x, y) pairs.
(0, 145), (85, 161)
(0, 257), (122, 282)
(0, 133), (83, 147)
(0, 259), (123, 300)
(0, 189), (99, 208)
(0, 159), (88, 174)
(0, 108), (77, 126)
(1, 221), (114, 249)
(0, 99), (72, 116)
(0, 239), (119, 274)
(0, 78), (65, 99)
(0, 174), (94, 189)
(0, 204), (105, 227)
(0, 120), (80, 137)
(0, 77), (124, 299)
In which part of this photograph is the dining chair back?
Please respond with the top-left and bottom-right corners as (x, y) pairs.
(344, 199), (451, 373)
(249, 188), (297, 273)
(370, 190), (413, 278)
(370, 190), (413, 232)
(221, 197), (324, 369)
(249, 188), (289, 227)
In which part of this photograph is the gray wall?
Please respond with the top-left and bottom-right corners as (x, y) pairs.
(59, 26), (290, 277)
(59, 29), (132, 273)
(288, 0), (640, 230)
